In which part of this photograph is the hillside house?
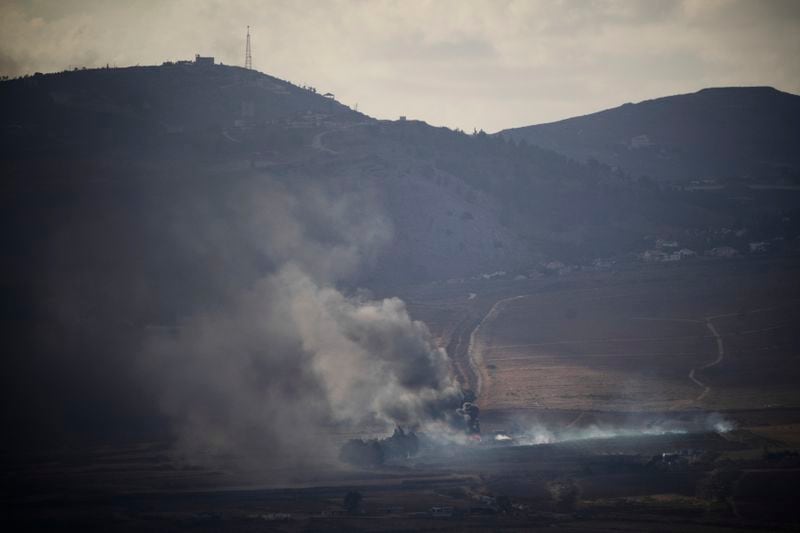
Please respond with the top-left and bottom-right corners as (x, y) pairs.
(707, 246), (738, 258)
(194, 54), (214, 66)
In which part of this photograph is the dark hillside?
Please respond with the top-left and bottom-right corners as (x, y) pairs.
(501, 87), (800, 183)
(1, 66), (799, 449)
(0, 64), (361, 161)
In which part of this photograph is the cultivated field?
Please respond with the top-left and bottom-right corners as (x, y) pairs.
(461, 258), (800, 414)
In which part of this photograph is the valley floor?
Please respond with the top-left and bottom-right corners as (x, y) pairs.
(4, 256), (800, 531)
(401, 255), (800, 415)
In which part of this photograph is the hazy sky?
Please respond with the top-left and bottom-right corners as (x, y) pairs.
(1, 0), (799, 132)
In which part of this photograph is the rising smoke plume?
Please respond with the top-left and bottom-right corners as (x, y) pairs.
(142, 175), (462, 467)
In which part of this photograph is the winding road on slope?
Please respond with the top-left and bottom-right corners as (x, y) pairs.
(311, 121), (372, 155)
(311, 128), (340, 154)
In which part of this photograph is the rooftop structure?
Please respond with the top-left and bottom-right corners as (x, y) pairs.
(194, 54), (214, 66)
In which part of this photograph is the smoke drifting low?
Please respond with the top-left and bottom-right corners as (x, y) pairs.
(142, 177), (462, 466)
(508, 413), (735, 447)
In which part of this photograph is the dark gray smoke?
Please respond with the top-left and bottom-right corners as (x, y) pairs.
(457, 401), (481, 435)
(142, 176), (462, 466)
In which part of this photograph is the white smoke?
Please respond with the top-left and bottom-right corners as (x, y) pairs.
(515, 424), (687, 446)
(513, 413), (735, 446)
(142, 177), (462, 467)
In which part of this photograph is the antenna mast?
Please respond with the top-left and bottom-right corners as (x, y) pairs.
(245, 26), (252, 70)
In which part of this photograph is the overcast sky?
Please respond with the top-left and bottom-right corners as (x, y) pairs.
(1, 0), (799, 132)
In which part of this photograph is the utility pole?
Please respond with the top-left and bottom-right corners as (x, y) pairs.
(245, 26), (252, 70)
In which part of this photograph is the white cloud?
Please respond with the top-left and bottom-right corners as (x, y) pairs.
(1, 0), (798, 131)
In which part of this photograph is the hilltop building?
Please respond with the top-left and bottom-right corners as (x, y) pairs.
(194, 54), (214, 66)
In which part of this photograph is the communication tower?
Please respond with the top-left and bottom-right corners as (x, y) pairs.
(245, 26), (252, 70)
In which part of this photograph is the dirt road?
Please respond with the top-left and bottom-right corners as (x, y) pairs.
(311, 121), (371, 154)
(689, 319), (725, 401)
(466, 294), (530, 400)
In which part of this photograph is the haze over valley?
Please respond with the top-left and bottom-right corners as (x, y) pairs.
(2, 2), (800, 531)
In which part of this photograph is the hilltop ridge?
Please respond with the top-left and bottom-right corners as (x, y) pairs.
(0, 62), (364, 161)
(500, 86), (800, 183)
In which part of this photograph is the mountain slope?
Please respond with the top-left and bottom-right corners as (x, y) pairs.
(0, 63), (363, 160)
(3, 64), (800, 449)
(500, 87), (800, 183)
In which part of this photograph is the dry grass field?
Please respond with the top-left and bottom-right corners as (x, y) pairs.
(466, 258), (800, 414)
(7, 258), (800, 532)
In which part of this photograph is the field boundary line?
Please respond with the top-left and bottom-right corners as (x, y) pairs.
(689, 319), (725, 401)
(468, 294), (531, 400)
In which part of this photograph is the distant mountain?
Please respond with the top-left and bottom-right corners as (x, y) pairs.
(3, 68), (798, 294)
(3, 64), (800, 449)
(500, 87), (800, 183)
(2, 67), (797, 298)
(0, 64), (534, 286)
(0, 63), (362, 159)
